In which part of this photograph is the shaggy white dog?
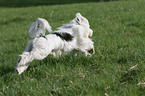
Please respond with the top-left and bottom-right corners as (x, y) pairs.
(15, 13), (95, 74)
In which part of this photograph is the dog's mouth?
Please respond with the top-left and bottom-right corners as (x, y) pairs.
(88, 48), (95, 54)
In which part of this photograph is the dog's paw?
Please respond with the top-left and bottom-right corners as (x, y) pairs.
(16, 65), (28, 75)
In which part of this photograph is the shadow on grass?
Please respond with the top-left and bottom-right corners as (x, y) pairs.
(0, 0), (120, 7)
(0, 66), (15, 77)
(26, 55), (100, 80)
(120, 69), (139, 83)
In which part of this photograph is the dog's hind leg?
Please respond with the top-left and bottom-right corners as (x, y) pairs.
(15, 51), (35, 74)
(16, 49), (50, 75)
(16, 46), (52, 74)
(15, 40), (32, 74)
(24, 40), (33, 52)
(15, 40), (35, 74)
(15, 37), (53, 74)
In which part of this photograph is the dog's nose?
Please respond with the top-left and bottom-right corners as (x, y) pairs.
(88, 48), (95, 54)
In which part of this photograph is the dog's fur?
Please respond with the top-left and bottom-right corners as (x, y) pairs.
(29, 18), (52, 38)
(15, 13), (95, 74)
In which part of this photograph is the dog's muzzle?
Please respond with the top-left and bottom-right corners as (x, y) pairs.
(88, 48), (95, 54)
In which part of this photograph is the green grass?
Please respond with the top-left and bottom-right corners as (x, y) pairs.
(0, 0), (145, 95)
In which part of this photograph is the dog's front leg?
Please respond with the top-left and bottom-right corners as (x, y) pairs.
(79, 49), (92, 56)
(85, 51), (92, 56)
(51, 50), (62, 57)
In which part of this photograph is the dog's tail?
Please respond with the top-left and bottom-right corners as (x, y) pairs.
(29, 18), (52, 38)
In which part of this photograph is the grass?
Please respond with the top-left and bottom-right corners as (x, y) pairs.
(0, 0), (145, 95)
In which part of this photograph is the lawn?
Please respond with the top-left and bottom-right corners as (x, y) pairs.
(0, 0), (145, 95)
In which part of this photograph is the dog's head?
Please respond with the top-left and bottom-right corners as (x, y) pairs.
(70, 13), (93, 38)
(70, 13), (90, 27)
(87, 39), (95, 55)
(78, 38), (95, 55)
(29, 18), (52, 38)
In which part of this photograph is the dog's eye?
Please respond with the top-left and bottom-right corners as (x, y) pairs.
(77, 18), (80, 21)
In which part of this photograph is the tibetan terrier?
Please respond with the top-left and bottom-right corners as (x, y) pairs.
(15, 13), (95, 74)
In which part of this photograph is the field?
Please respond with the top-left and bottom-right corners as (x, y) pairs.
(0, 0), (145, 95)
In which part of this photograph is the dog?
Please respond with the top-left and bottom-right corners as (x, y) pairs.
(15, 13), (95, 74)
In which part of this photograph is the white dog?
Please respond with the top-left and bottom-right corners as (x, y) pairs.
(15, 13), (95, 74)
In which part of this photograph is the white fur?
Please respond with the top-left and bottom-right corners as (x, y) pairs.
(29, 18), (52, 38)
(15, 13), (95, 74)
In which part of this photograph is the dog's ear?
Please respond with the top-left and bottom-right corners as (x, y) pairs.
(75, 13), (90, 27)
(76, 13), (82, 18)
(75, 13), (82, 24)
